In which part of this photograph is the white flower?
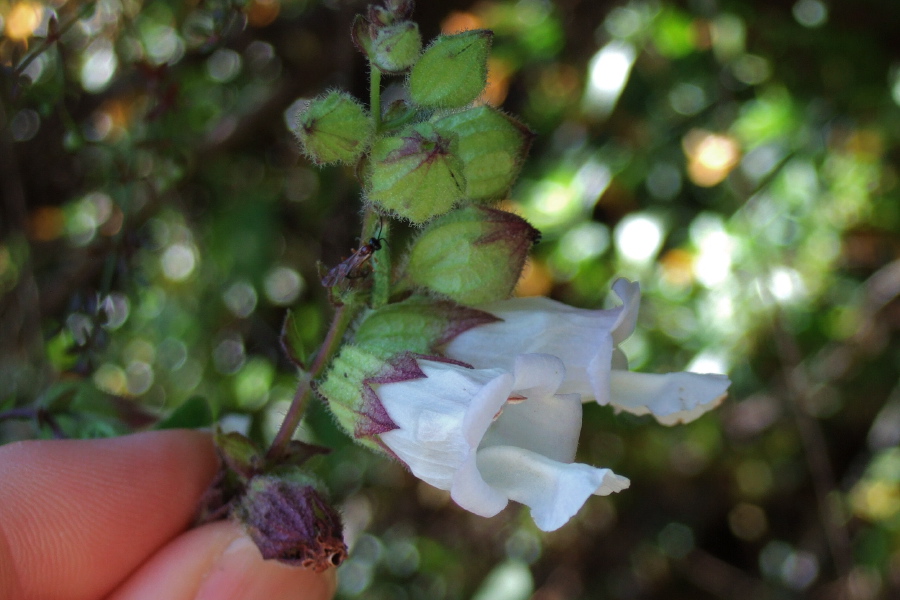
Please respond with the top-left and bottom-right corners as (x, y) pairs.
(372, 353), (629, 531)
(443, 278), (731, 424)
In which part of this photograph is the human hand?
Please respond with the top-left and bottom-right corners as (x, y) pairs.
(0, 430), (337, 600)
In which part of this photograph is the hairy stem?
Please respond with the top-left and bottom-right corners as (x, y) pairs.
(370, 66), (382, 132)
(266, 63), (390, 462)
(266, 302), (356, 461)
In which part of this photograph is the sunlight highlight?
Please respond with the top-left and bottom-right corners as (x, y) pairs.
(5, 2), (42, 41)
(583, 40), (635, 118)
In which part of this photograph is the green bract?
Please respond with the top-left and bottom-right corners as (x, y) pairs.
(408, 30), (492, 109)
(366, 122), (466, 224)
(400, 205), (540, 304)
(433, 106), (534, 201)
(295, 92), (374, 165)
(372, 21), (422, 72)
(316, 345), (390, 453)
(353, 296), (499, 357)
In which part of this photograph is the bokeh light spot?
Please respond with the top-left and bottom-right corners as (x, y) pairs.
(247, 0), (280, 28)
(615, 214), (663, 263)
(223, 280), (258, 318)
(471, 559), (533, 600)
(792, 0), (828, 28)
(728, 503), (768, 541)
(81, 40), (118, 93)
(10, 109), (40, 142)
(441, 11), (483, 34)
(144, 24), (184, 65)
(5, 2), (42, 41)
(207, 48), (242, 83)
(695, 229), (735, 287)
(558, 222), (609, 263)
(214, 336), (246, 375)
(583, 40), (635, 118)
(658, 522), (695, 558)
(732, 54), (771, 85)
(126, 361), (154, 395)
(514, 259), (553, 297)
(161, 243), (197, 281)
(101, 293), (130, 329)
(28, 206), (64, 242)
(234, 357), (275, 410)
(669, 82), (707, 116)
(683, 129), (741, 187)
(264, 266), (303, 305)
(94, 363), (127, 395)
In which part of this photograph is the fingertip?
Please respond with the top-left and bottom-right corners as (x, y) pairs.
(109, 520), (337, 600)
(0, 429), (220, 600)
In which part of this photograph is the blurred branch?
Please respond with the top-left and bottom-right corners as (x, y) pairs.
(769, 307), (857, 597)
(12, 3), (87, 80)
(679, 549), (774, 600)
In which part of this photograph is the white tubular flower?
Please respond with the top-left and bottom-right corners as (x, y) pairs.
(372, 353), (629, 531)
(443, 278), (731, 424)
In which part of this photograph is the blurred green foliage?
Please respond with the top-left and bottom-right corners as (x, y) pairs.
(2, 0), (900, 598)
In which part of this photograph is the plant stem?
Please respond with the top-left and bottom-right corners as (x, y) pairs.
(266, 302), (355, 461)
(370, 66), (382, 131)
(266, 64), (389, 462)
(366, 65), (391, 306)
(371, 221), (390, 307)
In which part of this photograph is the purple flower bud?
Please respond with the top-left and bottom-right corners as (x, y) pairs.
(237, 475), (347, 573)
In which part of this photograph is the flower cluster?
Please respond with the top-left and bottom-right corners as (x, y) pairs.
(278, 0), (730, 550)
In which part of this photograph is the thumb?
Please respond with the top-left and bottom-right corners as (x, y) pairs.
(108, 520), (337, 600)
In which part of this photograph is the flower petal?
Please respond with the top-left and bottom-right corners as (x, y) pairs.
(444, 297), (620, 379)
(450, 453), (509, 518)
(475, 445), (629, 531)
(607, 370), (731, 424)
(377, 360), (512, 488)
(610, 278), (641, 345)
(585, 331), (615, 404)
(481, 392), (582, 463)
(511, 353), (566, 399)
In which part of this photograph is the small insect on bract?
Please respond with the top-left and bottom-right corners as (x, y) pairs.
(321, 225), (385, 287)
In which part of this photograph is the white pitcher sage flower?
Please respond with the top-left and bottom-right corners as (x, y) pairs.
(370, 353), (629, 531)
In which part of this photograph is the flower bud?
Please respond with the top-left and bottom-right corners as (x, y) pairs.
(433, 106), (534, 201)
(353, 296), (500, 357)
(352, 1), (417, 66)
(295, 91), (374, 165)
(366, 122), (465, 223)
(382, 0), (414, 18)
(372, 21), (422, 73)
(236, 473), (347, 572)
(408, 30), (492, 109)
(400, 206), (540, 304)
